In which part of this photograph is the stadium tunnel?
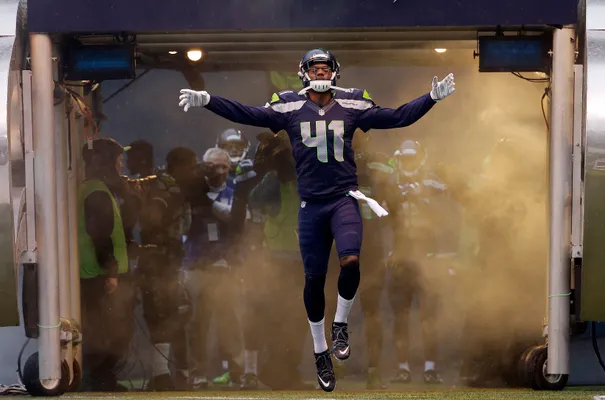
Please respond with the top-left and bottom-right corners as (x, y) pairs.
(0, 0), (603, 395)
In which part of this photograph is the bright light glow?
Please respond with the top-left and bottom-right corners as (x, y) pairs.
(168, 50), (177, 55)
(434, 48), (447, 53)
(187, 49), (203, 61)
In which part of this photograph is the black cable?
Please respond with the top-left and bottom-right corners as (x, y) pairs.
(102, 69), (152, 104)
(16, 338), (30, 384)
(591, 322), (605, 374)
(541, 87), (551, 132)
(511, 71), (550, 83)
(133, 314), (174, 365)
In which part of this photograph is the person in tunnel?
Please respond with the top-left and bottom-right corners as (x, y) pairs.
(213, 128), (264, 389)
(246, 131), (314, 390)
(180, 147), (244, 390)
(78, 137), (136, 392)
(352, 131), (393, 389)
(178, 48), (456, 392)
(125, 141), (192, 391)
(385, 139), (447, 384)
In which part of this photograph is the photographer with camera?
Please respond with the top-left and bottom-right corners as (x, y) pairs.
(122, 143), (194, 391)
(181, 147), (243, 390)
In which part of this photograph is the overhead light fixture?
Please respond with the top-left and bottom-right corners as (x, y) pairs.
(187, 49), (203, 62)
(434, 48), (447, 53)
(168, 50), (177, 55)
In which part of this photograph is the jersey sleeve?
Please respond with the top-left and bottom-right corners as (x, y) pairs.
(356, 91), (437, 132)
(205, 93), (290, 133)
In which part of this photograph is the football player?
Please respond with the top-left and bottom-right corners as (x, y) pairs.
(385, 140), (448, 384)
(178, 48), (456, 392)
(213, 128), (260, 388)
(126, 143), (192, 390)
(216, 128), (250, 169)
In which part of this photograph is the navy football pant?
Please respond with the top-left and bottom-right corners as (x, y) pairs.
(298, 195), (363, 322)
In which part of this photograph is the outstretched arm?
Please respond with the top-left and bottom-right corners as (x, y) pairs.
(206, 96), (286, 131)
(179, 89), (286, 132)
(357, 73), (455, 131)
(357, 93), (436, 131)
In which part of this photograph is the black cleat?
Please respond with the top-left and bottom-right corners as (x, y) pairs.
(240, 373), (258, 390)
(390, 368), (412, 384)
(331, 322), (350, 361)
(424, 369), (444, 384)
(314, 350), (336, 392)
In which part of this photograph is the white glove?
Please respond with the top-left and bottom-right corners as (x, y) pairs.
(179, 89), (210, 112)
(430, 73), (455, 101)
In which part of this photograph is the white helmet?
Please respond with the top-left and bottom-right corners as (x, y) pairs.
(394, 139), (427, 178)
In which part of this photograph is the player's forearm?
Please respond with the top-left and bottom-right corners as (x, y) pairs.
(205, 96), (272, 128)
(373, 93), (436, 129)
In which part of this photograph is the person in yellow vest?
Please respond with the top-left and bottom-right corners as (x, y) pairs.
(247, 131), (313, 390)
(78, 137), (135, 392)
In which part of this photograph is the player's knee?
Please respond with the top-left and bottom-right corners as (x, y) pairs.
(340, 255), (359, 269)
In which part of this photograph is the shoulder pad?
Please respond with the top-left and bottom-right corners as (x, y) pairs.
(235, 160), (257, 183)
(337, 88), (374, 101)
(266, 90), (303, 105)
(367, 161), (395, 175)
(237, 159), (254, 172)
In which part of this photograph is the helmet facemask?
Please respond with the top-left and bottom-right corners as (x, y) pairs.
(297, 50), (341, 94)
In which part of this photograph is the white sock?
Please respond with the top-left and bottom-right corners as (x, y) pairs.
(152, 343), (171, 377)
(334, 294), (355, 324)
(221, 360), (229, 371)
(399, 362), (410, 371)
(244, 350), (258, 375)
(309, 318), (328, 353)
(178, 369), (189, 379)
(425, 360), (435, 371)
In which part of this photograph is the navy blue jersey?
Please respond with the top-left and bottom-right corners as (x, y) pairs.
(205, 89), (436, 201)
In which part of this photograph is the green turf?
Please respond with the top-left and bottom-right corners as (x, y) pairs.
(8, 388), (605, 400)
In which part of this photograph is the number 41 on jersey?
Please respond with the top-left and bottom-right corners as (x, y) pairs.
(300, 120), (345, 163)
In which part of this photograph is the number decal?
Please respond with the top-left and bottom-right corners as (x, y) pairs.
(300, 120), (345, 163)
(330, 120), (345, 162)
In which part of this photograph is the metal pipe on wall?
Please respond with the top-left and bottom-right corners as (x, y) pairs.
(547, 26), (575, 375)
(55, 85), (72, 368)
(67, 86), (82, 367)
(30, 33), (61, 385)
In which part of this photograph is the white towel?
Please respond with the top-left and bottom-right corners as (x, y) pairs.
(348, 190), (389, 218)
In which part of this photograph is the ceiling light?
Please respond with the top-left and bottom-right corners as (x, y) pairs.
(187, 49), (203, 62)
(168, 50), (177, 55)
(434, 48), (447, 53)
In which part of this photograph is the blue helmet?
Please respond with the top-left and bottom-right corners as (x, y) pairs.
(216, 128), (250, 165)
(297, 49), (340, 89)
